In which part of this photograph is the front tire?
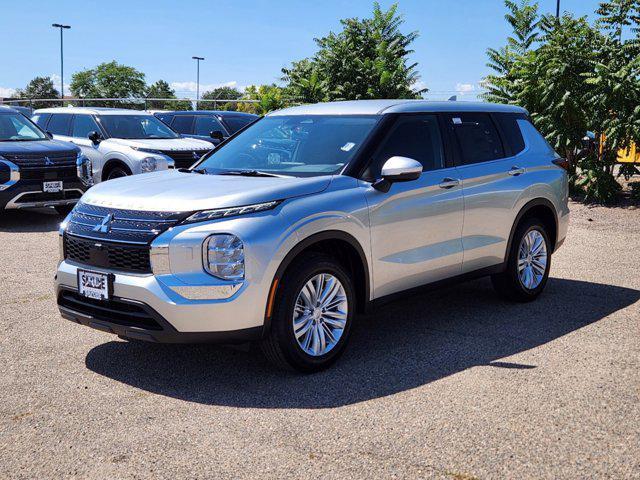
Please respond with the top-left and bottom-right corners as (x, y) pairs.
(491, 218), (551, 302)
(260, 252), (356, 373)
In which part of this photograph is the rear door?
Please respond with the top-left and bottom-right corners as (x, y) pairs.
(364, 114), (464, 298)
(444, 112), (528, 273)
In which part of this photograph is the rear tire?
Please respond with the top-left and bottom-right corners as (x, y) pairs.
(491, 218), (551, 302)
(260, 252), (356, 373)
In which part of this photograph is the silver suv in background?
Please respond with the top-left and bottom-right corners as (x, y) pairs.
(55, 100), (569, 372)
(32, 108), (213, 185)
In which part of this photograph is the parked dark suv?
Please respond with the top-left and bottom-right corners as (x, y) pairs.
(0, 108), (85, 214)
(154, 111), (258, 145)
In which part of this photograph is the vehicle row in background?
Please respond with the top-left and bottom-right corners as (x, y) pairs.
(33, 107), (214, 185)
(154, 110), (257, 145)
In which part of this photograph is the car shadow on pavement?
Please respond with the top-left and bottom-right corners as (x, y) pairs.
(0, 208), (64, 233)
(85, 277), (640, 408)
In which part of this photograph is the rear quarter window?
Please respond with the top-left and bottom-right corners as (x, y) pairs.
(494, 113), (526, 156)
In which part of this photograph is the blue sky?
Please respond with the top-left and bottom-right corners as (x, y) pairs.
(1, 0), (603, 101)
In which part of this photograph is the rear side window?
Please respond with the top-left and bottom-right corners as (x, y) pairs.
(171, 115), (194, 134)
(72, 115), (100, 138)
(32, 113), (51, 129)
(194, 115), (226, 136)
(367, 114), (444, 177)
(47, 114), (73, 136)
(450, 113), (504, 164)
(494, 113), (526, 156)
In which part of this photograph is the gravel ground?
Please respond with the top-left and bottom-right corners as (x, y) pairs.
(0, 201), (639, 479)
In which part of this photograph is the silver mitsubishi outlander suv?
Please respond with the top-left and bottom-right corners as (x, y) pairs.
(55, 100), (569, 372)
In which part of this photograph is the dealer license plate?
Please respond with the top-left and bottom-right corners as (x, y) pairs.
(43, 181), (63, 193)
(77, 269), (110, 300)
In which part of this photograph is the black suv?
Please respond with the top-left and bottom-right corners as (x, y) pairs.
(0, 108), (85, 214)
(154, 110), (258, 145)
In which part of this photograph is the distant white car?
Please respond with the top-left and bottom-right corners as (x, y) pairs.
(32, 107), (213, 185)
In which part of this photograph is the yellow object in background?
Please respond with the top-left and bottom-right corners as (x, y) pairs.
(619, 143), (640, 163)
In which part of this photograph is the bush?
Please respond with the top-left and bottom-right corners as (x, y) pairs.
(575, 168), (622, 203)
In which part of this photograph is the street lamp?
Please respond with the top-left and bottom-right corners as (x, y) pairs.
(52, 23), (71, 103)
(556, 0), (560, 19)
(192, 56), (204, 109)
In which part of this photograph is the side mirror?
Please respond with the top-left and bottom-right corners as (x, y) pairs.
(373, 156), (423, 192)
(45, 131), (53, 139)
(88, 130), (102, 145)
(209, 130), (225, 142)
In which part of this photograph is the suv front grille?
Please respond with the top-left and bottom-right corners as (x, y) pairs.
(158, 149), (211, 169)
(64, 235), (152, 273)
(2, 150), (77, 168)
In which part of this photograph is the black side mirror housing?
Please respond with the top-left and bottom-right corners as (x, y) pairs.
(45, 131), (53, 139)
(88, 131), (102, 145)
(209, 130), (225, 142)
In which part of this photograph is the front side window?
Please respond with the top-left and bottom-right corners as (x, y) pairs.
(0, 113), (47, 141)
(451, 113), (504, 164)
(32, 113), (51, 129)
(72, 115), (100, 138)
(222, 115), (256, 134)
(194, 115), (226, 136)
(47, 114), (73, 136)
(98, 115), (179, 139)
(171, 115), (194, 134)
(196, 115), (379, 177)
(366, 114), (444, 178)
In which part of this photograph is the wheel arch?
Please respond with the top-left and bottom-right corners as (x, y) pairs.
(505, 198), (559, 263)
(101, 158), (133, 181)
(263, 230), (370, 335)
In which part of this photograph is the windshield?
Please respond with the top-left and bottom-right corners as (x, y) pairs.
(196, 115), (379, 177)
(0, 113), (47, 141)
(98, 115), (179, 139)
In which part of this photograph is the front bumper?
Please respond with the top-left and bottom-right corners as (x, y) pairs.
(55, 259), (269, 343)
(0, 178), (84, 210)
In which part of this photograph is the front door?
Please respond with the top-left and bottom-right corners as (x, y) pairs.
(70, 114), (105, 182)
(364, 114), (464, 299)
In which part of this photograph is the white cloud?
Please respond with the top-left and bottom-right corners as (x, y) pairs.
(0, 87), (16, 98)
(169, 80), (240, 95)
(455, 83), (476, 96)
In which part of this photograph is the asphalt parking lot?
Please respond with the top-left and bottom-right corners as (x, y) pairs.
(1, 202), (639, 479)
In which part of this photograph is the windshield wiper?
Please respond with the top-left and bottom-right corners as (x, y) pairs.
(217, 169), (281, 178)
(178, 168), (207, 174)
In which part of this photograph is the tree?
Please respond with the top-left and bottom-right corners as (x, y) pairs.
(201, 86), (243, 111)
(14, 76), (59, 109)
(146, 80), (191, 110)
(282, 2), (425, 102)
(70, 61), (146, 107)
(236, 85), (286, 115)
(482, 0), (540, 103)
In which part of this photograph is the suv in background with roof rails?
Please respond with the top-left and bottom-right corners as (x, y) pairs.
(154, 110), (258, 146)
(32, 107), (214, 184)
(55, 100), (569, 372)
(0, 108), (86, 214)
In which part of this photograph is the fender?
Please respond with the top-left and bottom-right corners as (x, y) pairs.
(504, 197), (559, 263)
(262, 230), (370, 335)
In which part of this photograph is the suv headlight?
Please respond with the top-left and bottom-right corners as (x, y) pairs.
(203, 234), (244, 280)
(184, 200), (281, 224)
(141, 157), (158, 172)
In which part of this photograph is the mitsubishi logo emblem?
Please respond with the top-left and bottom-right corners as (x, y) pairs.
(192, 151), (200, 160)
(44, 156), (54, 166)
(93, 213), (114, 233)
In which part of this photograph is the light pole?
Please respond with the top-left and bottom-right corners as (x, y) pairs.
(556, 0), (560, 19)
(52, 23), (71, 103)
(192, 56), (204, 109)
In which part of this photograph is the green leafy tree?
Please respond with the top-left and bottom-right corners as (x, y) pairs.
(282, 2), (425, 102)
(201, 86), (243, 111)
(146, 80), (191, 110)
(14, 76), (60, 109)
(482, 0), (540, 103)
(236, 85), (286, 115)
(70, 61), (146, 108)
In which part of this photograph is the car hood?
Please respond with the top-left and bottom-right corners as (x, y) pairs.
(81, 170), (333, 212)
(0, 139), (78, 155)
(104, 137), (213, 151)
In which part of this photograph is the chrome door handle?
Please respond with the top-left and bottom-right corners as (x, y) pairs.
(508, 166), (525, 176)
(438, 177), (460, 189)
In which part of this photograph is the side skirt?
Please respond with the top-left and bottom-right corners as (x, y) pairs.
(364, 263), (506, 313)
